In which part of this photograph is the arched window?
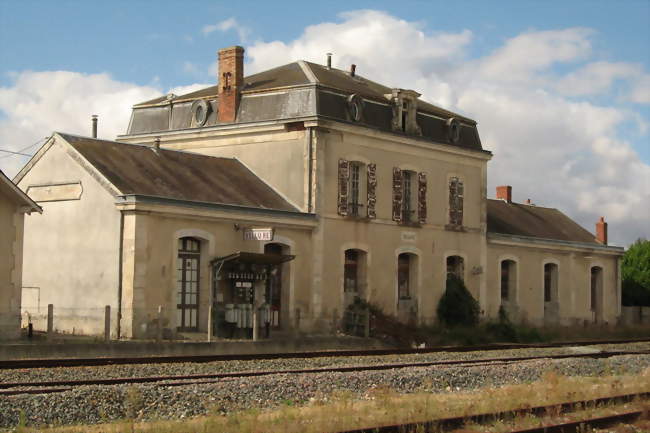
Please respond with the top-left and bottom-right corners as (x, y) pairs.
(446, 255), (465, 282)
(177, 237), (200, 331)
(265, 243), (289, 328)
(344, 249), (359, 292)
(544, 263), (559, 303)
(500, 259), (517, 302)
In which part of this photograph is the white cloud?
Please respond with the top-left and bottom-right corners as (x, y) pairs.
(202, 18), (250, 42)
(629, 74), (650, 104)
(555, 61), (642, 96)
(0, 71), (200, 178)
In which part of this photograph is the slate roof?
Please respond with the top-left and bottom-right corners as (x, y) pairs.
(58, 133), (298, 212)
(487, 199), (598, 244)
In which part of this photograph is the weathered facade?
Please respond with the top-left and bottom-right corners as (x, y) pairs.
(16, 46), (624, 338)
(0, 170), (40, 339)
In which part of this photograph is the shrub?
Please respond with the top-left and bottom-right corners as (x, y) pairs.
(436, 276), (480, 327)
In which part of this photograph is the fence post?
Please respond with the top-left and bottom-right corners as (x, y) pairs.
(156, 305), (162, 342)
(207, 305), (213, 342)
(47, 304), (54, 340)
(104, 305), (111, 342)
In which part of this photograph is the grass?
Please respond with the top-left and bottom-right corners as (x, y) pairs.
(16, 368), (650, 433)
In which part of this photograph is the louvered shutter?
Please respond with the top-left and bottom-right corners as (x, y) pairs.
(457, 180), (464, 226)
(392, 167), (403, 222)
(367, 163), (377, 219)
(337, 159), (350, 216)
(417, 172), (427, 224)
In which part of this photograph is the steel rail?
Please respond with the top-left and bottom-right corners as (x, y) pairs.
(508, 409), (647, 433)
(334, 392), (650, 433)
(1, 349), (647, 396)
(2, 337), (649, 370)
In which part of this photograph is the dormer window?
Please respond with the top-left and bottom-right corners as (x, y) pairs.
(386, 89), (422, 136)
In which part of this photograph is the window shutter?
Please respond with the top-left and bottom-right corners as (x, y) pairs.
(417, 172), (427, 224)
(337, 159), (350, 216)
(449, 178), (457, 225)
(457, 180), (464, 226)
(392, 167), (403, 222)
(367, 163), (377, 219)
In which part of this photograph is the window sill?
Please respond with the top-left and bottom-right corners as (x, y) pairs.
(445, 224), (465, 232)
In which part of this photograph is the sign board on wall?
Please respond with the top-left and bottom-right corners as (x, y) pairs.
(243, 228), (274, 241)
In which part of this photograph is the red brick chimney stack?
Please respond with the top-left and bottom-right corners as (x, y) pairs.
(217, 46), (245, 123)
(496, 185), (512, 203)
(596, 216), (608, 245)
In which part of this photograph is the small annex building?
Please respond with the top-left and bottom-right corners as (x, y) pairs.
(0, 169), (41, 339)
(16, 46), (624, 339)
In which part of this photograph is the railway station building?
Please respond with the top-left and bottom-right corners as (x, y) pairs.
(15, 46), (624, 339)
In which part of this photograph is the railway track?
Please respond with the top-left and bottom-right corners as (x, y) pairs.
(2, 337), (649, 369)
(1, 349), (648, 397)
(334, 391), (650, 433)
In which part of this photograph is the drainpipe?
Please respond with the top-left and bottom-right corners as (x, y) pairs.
(307, 127), (314, 213)
(117, 210), (124, 339)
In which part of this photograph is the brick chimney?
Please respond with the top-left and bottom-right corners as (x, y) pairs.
(217, 46), (245, 123)
(496, 185), (512, 203)
(596, 216), (608, 245)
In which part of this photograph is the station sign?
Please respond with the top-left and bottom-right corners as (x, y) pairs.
(243, 227), (274, 241)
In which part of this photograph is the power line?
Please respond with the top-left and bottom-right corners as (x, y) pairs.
(0, 137), (48, 159)
(0, 149), (32, 156)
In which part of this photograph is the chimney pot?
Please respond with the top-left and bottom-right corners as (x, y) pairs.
(217, 46), (245, 123)
(154, 137), (161, 150)
(596, 216), (608, 245)
(496, 185), (512, 203)
(326, 53), (332, 69)
(350, 64), (356, 77)
(91, 115), (98, 138)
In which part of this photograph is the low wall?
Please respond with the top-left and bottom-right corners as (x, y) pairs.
(0, 336), (389, 361)
(621, 306), (650, 326)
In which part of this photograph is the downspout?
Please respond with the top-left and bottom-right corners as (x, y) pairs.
(117, 210), (124, 339)
(307, 127), (314, 213)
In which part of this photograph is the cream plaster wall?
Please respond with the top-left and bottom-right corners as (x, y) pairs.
(0, 190), (25, 339)
(18, 140), (121, 336)
(486, 241), (621, 325)
(118, 206), (314, 338)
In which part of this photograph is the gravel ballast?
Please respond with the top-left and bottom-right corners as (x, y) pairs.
(0, 345), (649, 429)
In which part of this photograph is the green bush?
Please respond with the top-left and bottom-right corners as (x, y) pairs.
(622, 238), (650, 306)
(436, 276), (480, 327)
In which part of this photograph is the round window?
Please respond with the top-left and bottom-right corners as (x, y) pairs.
(347, 94), (363, 122)
(191, 99), (210, 127)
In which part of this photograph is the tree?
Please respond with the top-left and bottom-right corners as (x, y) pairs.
(437, 275), (480, 327)
(622, 238), (650, 306)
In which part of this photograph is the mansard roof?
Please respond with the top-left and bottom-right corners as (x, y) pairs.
(126, 61), (484, 152)
(57, 133), (298, 212)
(487, 199), (599, 244)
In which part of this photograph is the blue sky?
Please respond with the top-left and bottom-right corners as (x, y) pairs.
(0, 0), (648, 245)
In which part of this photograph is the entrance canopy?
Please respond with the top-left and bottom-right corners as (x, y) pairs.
(212, 251), (295, 267)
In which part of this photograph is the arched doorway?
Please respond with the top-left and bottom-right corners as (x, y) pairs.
(590, 266), (603, 323)
(543, 263), (559, 324)
(176, 237), (200, 331)
(265, 243), (290, 329)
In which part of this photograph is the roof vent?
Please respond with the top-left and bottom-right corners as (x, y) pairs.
(326, 53), (332, 69)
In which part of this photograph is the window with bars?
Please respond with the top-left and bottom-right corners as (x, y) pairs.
(449, 177), (464, 226)
(402, 171), (415, 222)
(398, 254), (411, 299)
(177, 237), (200, 331)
